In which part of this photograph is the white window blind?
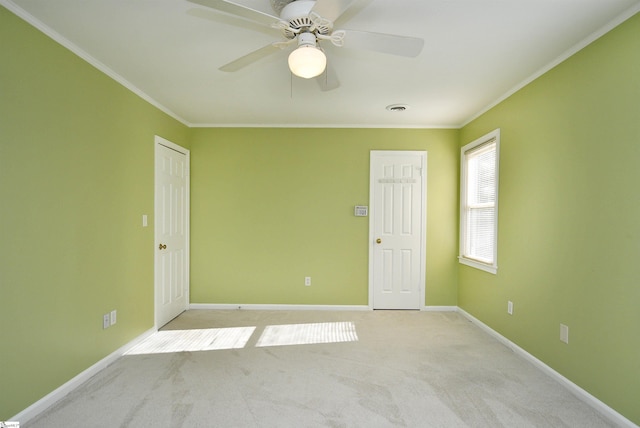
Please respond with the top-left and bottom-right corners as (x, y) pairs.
(460, 130), (500, 274)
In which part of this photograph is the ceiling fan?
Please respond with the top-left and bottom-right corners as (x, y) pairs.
(187, 0), (424, 90)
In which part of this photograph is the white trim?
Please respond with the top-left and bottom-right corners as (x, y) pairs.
(10, 327), (156, 424)
(154, 136), (191, 329)
(460, 3), (640, 128)
(188, 122), (459, 129)
(189, 303), (370, 311)
(0, 0), (190, 127)
(368, 151), (427, 309)
(458, 256), (497, 275)
(459, 129), (500, 274)
(3, 0), (638, 131)
(11, 306), (637, 427)
(154, 135), (189, 155)
(191, 304), (458, 312)
(421, 306), (458, 312)
(457, 308), (638, 428)
(0, 0), (452, 131)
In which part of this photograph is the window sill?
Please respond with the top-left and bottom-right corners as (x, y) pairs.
(458, 257), (497, 274)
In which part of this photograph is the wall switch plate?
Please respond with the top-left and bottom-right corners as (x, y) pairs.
(305, 277), (311, 286)
(110, 310), (117, 326)
(354, 206), (368, 217)
(560, 324), (569, 344)
(142, 215), (148, 227)
(507, 301), (514, 315)
(103, 314), (110, 329)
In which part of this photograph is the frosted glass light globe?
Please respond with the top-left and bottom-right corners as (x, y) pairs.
(288, 45), (327, 79)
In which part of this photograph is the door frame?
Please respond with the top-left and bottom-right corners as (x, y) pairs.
(368, 150), (427, 310)
(154, 135), (190, 328)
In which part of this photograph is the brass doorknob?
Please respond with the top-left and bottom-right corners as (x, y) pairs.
(159, 244), (167, 250)
(376, 238), (382, 244)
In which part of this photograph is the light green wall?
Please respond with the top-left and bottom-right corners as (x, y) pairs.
(3, 0), (638, 424)
(0, 6), (189, 419)
(459, 13), (640, 424)
(190, 128), (459, 307)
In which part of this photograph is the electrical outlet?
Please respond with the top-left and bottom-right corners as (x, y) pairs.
(305, 276), (311, 286)
(110, 310), (117, 326)
(560, 324), (569, 344)
(103, 314), (110, 329)
(507, 301), (514, 315)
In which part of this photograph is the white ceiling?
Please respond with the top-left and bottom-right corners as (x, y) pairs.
(5, 0), (640, 128)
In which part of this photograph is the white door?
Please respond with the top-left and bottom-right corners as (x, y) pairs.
(369, 151), (426, 309)
(155, 136), (189, 327)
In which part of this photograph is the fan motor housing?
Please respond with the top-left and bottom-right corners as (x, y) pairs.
(280, 0), (332, 38)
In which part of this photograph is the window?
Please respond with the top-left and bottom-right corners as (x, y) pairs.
(459, 129), (500, 274)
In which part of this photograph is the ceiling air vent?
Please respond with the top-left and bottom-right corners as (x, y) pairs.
(386, 104), (410, 112)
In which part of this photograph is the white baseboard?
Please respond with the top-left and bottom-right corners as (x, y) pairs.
(13, 307), (635, 428)
(11, 327), (157, 424)
(421, 305), (457, 312)
(190, 304), (459, 312)
(189, 303), (370, 311)
(457, 308), (638, 428)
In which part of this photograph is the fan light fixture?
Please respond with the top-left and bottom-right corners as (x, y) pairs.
(288, 32), (326, 79)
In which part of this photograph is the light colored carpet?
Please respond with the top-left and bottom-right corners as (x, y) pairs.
(25, 310), (616, 427)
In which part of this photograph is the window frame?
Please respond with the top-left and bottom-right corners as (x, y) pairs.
(459, 129), (500, 274)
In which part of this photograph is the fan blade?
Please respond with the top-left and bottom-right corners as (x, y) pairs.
(187, 0), (279, 26)
(219, 43), (283, 72)
(340, 29), (424, 57)
(311, 0), (357, 23)
(315, 62), (340, 91)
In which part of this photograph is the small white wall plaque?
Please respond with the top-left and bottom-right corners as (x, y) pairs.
(354, 206), (368, 217)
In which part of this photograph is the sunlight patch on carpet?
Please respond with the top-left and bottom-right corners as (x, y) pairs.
(256, 322), (358, 347)
(126, 327), (256, 355)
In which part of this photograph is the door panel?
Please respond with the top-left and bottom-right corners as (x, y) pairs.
(370, 151), (426, 309)
(155, 138), (189, 327)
